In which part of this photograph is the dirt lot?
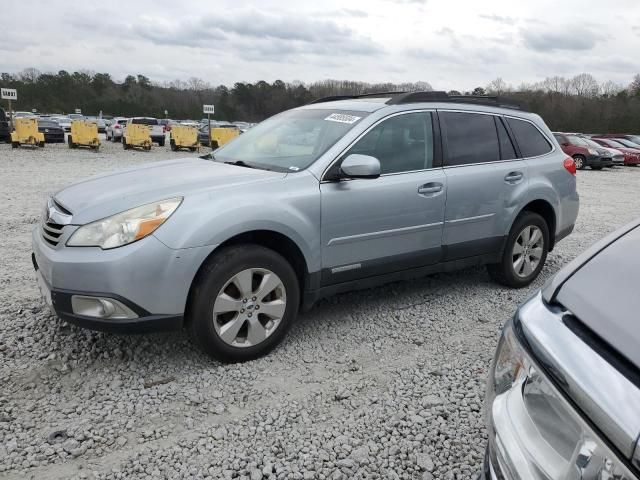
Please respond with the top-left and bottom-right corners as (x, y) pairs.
(1, 138), (639, 480)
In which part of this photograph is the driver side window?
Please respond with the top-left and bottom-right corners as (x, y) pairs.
(344, 112), (434, 175)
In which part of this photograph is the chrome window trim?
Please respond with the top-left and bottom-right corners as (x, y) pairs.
(320, 109), (438, 183)
(517, 292), (640, 459)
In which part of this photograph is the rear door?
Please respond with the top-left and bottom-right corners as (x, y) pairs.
(320, 111), (446, 285)
(439, 110), (528, 260)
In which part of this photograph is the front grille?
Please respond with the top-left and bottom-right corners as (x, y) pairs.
(42, 221), (65, 247)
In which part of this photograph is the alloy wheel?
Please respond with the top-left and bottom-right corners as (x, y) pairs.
(512, 225), (544, 278)
(212, 268), (287, 348)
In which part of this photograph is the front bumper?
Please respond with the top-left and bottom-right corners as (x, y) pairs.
(586, 155), (612, 167)
(32, 226), (213, 333)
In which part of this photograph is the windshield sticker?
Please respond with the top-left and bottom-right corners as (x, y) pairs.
(324, 113), (362, 124)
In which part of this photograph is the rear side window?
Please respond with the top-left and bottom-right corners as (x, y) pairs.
(496, 117), (517, 160)
(507, 118), (552, 157)
(441, 112), (499, 166)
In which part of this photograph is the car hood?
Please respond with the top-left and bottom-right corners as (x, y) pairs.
(554, 223), (640, 370)
(54, 158), (286, 224)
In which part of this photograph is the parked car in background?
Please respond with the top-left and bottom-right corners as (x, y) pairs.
(105, 117), (128, 142)
(483, 218), (640, 480)
(580, 136), (624, 167)
(610, 137), (640, 149)
(51, 116), (72, 132)
(31, 92), (578, 362)
(14, 111), (36, 118)
(596, 133), (640, 146)
(0, 108), (9, 142)
(68, 113), (84, 122)
(37, 118), (65, 143)
(128, 117), (165, 146)
(553, 133), (611, 170)
(159, 119), (173, 132)
(197, 123), (241, 147)
(591, 137), (640, 166)
(86, 116), (106, 133)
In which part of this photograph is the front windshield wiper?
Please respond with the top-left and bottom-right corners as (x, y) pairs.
(224, 160), (263, 170)
(200, 152), (215, 160)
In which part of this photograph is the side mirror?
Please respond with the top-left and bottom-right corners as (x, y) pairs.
(340, 154), (381, 179)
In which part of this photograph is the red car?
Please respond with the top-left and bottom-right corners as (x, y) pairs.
(595, 134), (640, 146)
(591, 138), (640, 166)
(553, 133), (612, 170)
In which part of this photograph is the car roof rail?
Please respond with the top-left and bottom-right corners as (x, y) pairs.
(309, 90), (527, 111)
(308, 91), (408, 104)
(386, 91), (527, 110)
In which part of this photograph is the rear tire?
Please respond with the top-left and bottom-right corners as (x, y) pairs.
(572, 155), (586, 170)
(487, 212), (549, 288)
(158, 138), (165, 147)
(11, 142), (18, 148)
(170, 139), (177, 151)
(39, 141), (45, 148)
(188, 245), (300, 363)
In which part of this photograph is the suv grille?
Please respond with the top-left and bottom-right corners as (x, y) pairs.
(42, 221), (65, 247)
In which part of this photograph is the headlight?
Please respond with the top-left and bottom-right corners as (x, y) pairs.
(67, 197), (182, 249)
(588, 148), (598, 155)
(485, 317), (529, 420)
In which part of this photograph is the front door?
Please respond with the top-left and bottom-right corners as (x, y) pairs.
(320, 111), (446, 286)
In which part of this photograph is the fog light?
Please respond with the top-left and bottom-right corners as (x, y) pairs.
(71, 296), (138, 319)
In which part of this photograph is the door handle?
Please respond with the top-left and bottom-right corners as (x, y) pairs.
(504, 171), (523, 183)
(418, 183), (443, 195)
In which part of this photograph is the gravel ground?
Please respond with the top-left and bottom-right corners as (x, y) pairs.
(1, 138), (639, 480)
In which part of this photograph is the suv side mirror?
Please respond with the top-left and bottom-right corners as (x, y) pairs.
(340, 154), (381, 179)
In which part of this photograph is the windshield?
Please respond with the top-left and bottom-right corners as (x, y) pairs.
(596, 138), (623, 148)
(214, 109), (368, 172)
(567, 136), (588, 146)
(583, 138), (605, 149)
(38, 120), (58, 127)
(616, 138), (640, 148)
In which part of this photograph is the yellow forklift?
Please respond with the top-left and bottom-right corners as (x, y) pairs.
(122, 123), (152, 151)
(11, 118), (45, 148)
(170, 125), (199, 152)
(68, 120), (100, 150)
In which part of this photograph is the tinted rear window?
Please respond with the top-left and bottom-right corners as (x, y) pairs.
(507, 118), (552, 157)
(132, 118), (158, 126)
(496, 117), (517, 160)
(441, 112), (499, 166)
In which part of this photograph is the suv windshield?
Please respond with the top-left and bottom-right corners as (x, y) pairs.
(213, 109), (368, 172)
(616, 138), (640, 148)
(567, 135), (588, 146)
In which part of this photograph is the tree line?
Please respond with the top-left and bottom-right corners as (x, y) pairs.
(2, 69), (640, 133)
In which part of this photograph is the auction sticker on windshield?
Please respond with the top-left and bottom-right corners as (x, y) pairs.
(324, 113), (362, 124)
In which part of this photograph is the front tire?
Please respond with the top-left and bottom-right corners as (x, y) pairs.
(573, 155), (586, 170)
(188, 245), (300, 363)
(487, 212), (549, 288)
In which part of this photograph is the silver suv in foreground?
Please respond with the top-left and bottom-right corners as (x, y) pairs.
(32, 92), (579, 362)
(484, 219), (640, 479)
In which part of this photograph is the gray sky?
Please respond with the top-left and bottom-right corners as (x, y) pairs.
(3, 0), (639, 90)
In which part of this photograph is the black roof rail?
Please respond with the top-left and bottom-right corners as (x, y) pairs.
(309, 90), (527, 111)
(387, 91), (527, 111)
(308, 91), (407, 104)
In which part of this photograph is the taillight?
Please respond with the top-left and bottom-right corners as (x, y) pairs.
(115, 124), (121, 129)
(163, 126), (167, 133)
(563, 157), (577, 176)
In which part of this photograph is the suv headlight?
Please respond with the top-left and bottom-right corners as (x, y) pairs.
(485, 317), (529, 419)
(588, 148), (598, 155)
(67, 197), (182, 249)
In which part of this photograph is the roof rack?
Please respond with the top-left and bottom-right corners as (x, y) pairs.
(308, 91), (407, 104)
(309, 90), (526, 111)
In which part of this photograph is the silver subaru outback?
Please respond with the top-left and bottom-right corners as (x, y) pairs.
(32, 92), (579, 362)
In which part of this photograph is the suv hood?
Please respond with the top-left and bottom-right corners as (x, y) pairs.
(54, 158), (285, 224)
(553, 222), (640, 370)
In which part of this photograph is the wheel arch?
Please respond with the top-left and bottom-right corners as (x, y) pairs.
(185, 229), (311, 322)
(518, 199), (557, 250)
